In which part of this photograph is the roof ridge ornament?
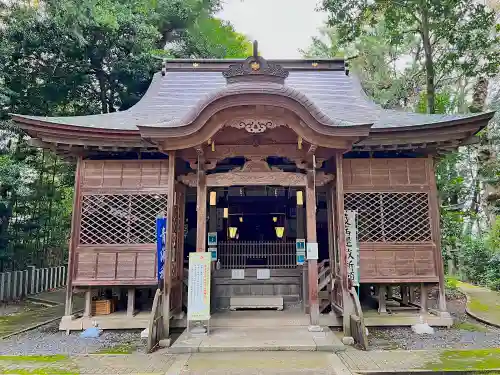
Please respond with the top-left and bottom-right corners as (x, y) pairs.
(222, 40), (289, 84)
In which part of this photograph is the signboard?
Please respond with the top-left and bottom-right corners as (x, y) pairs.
(257, 269), (270, 280)
(344, 210), (360, 286)
(306, 242), (318, 260)
(209, 247), (217, 261)
(207, 232), (217, 246)
(296, 239), (306, 265)
(187, 252), (211, 321)
(231, 269), (245, 280)
(156, 217), (167, 282)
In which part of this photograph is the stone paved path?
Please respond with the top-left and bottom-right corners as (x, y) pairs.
(338, 347), (500, 372)
(0, 352), (352, 375)
(458, 281), (500, 327)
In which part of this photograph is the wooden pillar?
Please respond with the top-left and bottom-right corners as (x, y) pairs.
(196, 169), (207, 252)
(127, 287), (135, 317)
(335, 153), (354, 334)
(378, 285), (387, 313)
(306, 170), (320, 327)
(177, 184), (186, 310)
(163, 151), (176, 336)
(65, 157), (83, 316)
(409, 285), (416, 304)
(83, 287), (92, 318)
(401, 285), (409, 305)
(208, 189), (217, 312)
(208, 190), (217, 251)
(296, 189), (308, 312)
(420, 283), (428, 313)
(327, 184), (336, 265)
(428, 156), (447, 313)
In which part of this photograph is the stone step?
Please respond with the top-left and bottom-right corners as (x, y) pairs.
(230, 296), (284, 311)
(168, 326), (346, 354)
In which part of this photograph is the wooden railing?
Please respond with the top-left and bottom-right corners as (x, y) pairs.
(318, 260), (332, 313)
(218, 241), (296, 269)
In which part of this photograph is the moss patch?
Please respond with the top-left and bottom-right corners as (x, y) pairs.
(453, 321), (489, 332)
(93, 343), (136, 354)
(0, 305), (63, 337)
(425, 348), (500, 370)
(0, 368), (79, 375)
(469, 299), (490, 312)
(0, 355), (68, 363)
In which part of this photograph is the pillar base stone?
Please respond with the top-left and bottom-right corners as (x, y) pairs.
(159, 338), (171, 348)
(307, 325), (323, 332)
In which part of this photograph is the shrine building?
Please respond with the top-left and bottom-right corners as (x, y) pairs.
(11, 44), (495, 345)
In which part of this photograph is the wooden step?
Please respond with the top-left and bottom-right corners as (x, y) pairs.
(318, 274), (332, 291)
(319, 299), (330, 313)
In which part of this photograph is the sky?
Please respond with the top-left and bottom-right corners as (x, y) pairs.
(217, 0), (328, 59)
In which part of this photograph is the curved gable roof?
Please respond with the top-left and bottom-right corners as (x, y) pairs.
(11, 58), (495, 137)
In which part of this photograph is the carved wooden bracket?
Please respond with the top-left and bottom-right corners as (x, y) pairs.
(226, 118), (286, 134)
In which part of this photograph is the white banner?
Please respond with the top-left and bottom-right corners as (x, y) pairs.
(187, 252), (211, 321)
(344, 210), (360, 286)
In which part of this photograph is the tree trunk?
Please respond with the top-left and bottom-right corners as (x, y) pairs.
(96, 70), (108, 114)
(420, 1), (436, 114)
(472, 77), (496, 228)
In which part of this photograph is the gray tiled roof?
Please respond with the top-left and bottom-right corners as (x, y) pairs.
(13, 69), (488, 131)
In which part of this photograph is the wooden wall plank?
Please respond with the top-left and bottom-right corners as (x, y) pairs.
(343, 158), (429, 190)
(358, 243), (437, 282)
(81, 160), (169, 190)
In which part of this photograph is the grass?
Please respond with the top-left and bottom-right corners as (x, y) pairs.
(93, 342), (136, 354)
(0, 304), (61, 337)
(453, 321), (489, 332)
(425, 348), (500, 370)
(469, 299), (490, 312)
(0, 356), (78, 375)
(0, 355), (68, 363)
(0, 368), (79, 375)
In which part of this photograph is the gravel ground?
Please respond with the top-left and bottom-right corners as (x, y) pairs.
(0, 321), (148, 355)
(368, 294), (500, 350)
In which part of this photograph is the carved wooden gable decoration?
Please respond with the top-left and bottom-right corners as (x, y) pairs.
(178, 158), (333, 187)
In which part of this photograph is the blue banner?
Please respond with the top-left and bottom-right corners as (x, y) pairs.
(156, 216), (167, 282)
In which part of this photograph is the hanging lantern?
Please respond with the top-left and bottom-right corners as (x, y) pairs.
(272, 217), (278, 223)
(239, 216), (243, 223)
(275, 226), (285, 238)
(223, 208), (229, 219)
(229, 227), (238, 239)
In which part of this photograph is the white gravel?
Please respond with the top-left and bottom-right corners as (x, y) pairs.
(0, 321), (147, 355)
(368, 297), (500, 350)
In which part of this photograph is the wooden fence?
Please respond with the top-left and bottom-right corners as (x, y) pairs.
(0, 265), (66, 302)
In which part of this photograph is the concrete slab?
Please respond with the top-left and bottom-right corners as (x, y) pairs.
(175, 351), (351, 375)
(168, 330), (203, 354)
(168, 326), (345, 354)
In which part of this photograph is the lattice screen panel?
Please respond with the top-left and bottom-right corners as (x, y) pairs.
(344, 192), (431, 242)
(80, 193), (167, 244)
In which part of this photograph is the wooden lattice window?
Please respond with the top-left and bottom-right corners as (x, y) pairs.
(344, 192), (431, 242)
(79, 193), (167, 245)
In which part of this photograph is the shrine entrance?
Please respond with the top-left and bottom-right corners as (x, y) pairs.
(212, 185), (302, 311)
(180, 155), (336, 318)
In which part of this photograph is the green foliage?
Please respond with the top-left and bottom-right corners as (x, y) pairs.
(173, 17), (253, 58)
(425, 348), (500, 370)
(320, 0), (499, 113)
(445, 275), (459, 291)
(0, 0), (250, 271)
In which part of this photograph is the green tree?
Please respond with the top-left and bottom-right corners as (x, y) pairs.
(0, 0), (250, 270)
(320, 0), (500, 114)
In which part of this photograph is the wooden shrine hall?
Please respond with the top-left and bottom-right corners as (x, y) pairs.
(11, 43), (495, 346)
